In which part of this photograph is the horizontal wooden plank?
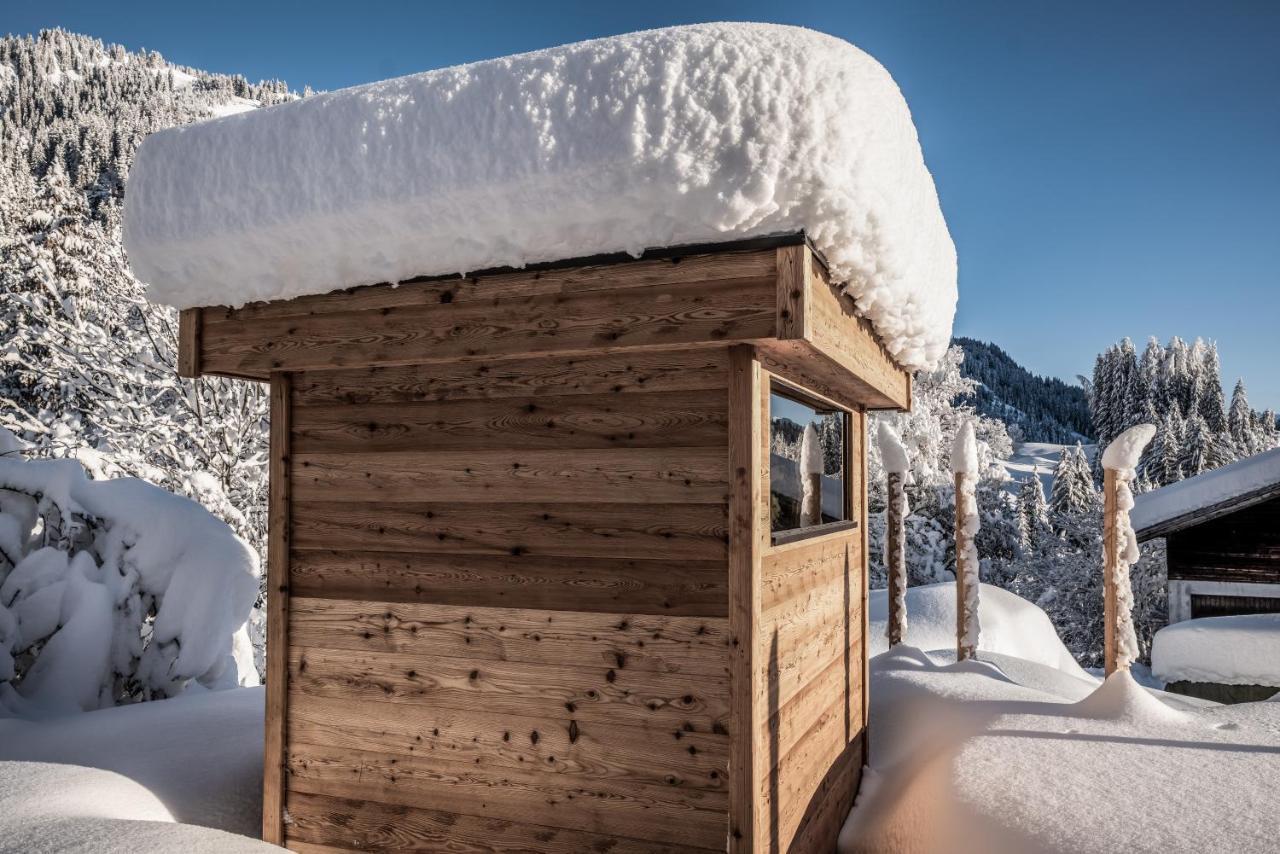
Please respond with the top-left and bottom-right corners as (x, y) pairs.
(764, 643), (864, 776)
(286, 742), (729, 848)
(290, 349), (730, 407)
(775, 732), (863, 854)
(289, 550), (728, 617)
(286, 786), (723, 854)
(287, 694), (727, 792)
(761, 533), (858, 614)
(202, 275), (776, 375)
(289, 598), (730, 677)
(290, 389), (729, 454)
(289, 645), (731, 732)
(291, 447), (728, 505)
(206, 247), (777, 323)
(291, 501), (728, 561)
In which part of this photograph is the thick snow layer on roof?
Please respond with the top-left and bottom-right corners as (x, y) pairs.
(1131, 446), (1280, 535)
(1152, 614), (1280, 687)
(840, 645), (1280, 854)
(122, 23), (957, 370)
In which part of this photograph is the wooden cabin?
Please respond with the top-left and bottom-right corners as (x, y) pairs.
(178, 233), (912, 853)
(1133, 448), (1280, 624)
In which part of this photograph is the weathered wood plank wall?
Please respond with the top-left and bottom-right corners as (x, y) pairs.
(1167, 494), (1280, 585)
(280, 349), (734, 853)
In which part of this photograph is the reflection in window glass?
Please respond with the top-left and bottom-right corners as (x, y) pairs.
(769, 388), (848, 536)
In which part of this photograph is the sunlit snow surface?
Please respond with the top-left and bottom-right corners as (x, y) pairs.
(847, 588), (1280, 854)
(123, 23), (957, 370)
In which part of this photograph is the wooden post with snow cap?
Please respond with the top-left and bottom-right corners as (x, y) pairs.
(1101, 423), (1157, 676)
(877, 421), (911, 647)
(952, 421), (981, 661)
(799, 422), (824, 528)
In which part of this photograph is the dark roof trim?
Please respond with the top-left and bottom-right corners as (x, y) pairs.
(1135, 482), (1280, 541)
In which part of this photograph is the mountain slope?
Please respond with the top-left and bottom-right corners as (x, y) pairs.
(953, 337), (1093, 443)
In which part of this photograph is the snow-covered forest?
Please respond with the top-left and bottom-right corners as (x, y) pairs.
(0, 31), (304, 688)
(954, 336), (1093, 443)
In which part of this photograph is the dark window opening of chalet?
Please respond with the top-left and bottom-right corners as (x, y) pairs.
(1190, 594), (1280, 620)
(769, 385), (850, 543)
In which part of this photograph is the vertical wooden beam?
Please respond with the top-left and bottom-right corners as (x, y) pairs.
(775, 244), (811, 340)
(177, 307), (202, 378)
(855, 408), (870, 758)
(954, 471), (978, 661)
(727, 345), (764, 853)
(1103, 467), (1118, 676)
(886, 470), (906, 647)
(263, 373), (292, 845)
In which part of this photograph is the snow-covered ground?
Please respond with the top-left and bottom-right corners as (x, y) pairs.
(0, 687), (273, 852)
(845, 586), (1280, 853)
(999, 442), (1066, 495)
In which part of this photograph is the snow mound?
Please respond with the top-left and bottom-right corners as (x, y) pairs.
(842, 646), (1280, 854)
(1100, 423), (1155, 471)
(122, 23), (957, 370)
(1152, 614), (1280, 687)
(876, 421), (911, 475)
(869, 582), (1094, 682)
(0, 454), (259, 716)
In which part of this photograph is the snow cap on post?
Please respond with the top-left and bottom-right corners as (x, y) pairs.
(122, 23), (957, 370)
(876, 421), (911, 475)
(801, 423), (824, 476)
(1101, 424), (1156, 472)
(950, 421), (979, 475)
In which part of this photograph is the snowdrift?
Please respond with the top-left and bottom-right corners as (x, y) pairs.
(0, 451), (259, 716)
(123, 23), (957, 370)
(869, 582), (1092, 681)
(842, 647), (1280, 854)
(1152, 613), (1280, 687)
(0, 687), (273, 852)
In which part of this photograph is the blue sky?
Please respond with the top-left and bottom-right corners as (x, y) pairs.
(10, 1), (1280, 407)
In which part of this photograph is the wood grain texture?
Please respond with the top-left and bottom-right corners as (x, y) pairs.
(289, 550), (728, 617)
(202, 275), (775, 376)
(286, 695), (729, 792)
(286, 739), (728, 849)
(775, 244), (809, 341)
(1165, 494), (1280, 584)
(289, 597), (730, 677)
(263, 373), (291, 845)
(207, 247), (778, 324)
(288, 645), (731, 732)
(726, 345), (764, 852)
(291, 447), (728, 505)
(290, 349), (730, 407)
(291, 389), (728, 454)
(177, 307), (202, 378)
(285, 789), (724, 854)
(291, 500), (728, 561)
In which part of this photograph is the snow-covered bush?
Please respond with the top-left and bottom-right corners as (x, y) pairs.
(0, 433), (259, 717)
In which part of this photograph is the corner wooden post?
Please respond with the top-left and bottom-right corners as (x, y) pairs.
(727, 345), (764, 853)
(1103, 467), (1119, 676)
(177, 307), (202, 378)
(954, 471), (978, 661)
(263, 373), (291, 844)
(886, 470), (907, 647)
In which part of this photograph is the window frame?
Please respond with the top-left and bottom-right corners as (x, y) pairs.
(767, 379), (857, 547)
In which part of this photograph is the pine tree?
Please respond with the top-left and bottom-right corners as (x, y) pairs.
(1160, 408), (1185, 485)
(1199, 341), (1228, 433)
(1181, 412), (1212, 478)
(1051, 443), (1094, 516)
(1228, 378), (1253, 455)
(1017, 469), (1050, 552)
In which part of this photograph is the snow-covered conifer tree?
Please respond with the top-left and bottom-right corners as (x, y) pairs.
(1228, 379), (1253, 455)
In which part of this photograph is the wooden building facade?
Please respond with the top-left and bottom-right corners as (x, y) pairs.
(1133, 450), (1280, 624)
(179, 234), (911, 853)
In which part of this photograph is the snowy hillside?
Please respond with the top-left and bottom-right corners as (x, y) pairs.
(954, 337), (1092, 443)
(0, 31), (299, 656)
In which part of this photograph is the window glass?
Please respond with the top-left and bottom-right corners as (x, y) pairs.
(769, 387), (848, 536)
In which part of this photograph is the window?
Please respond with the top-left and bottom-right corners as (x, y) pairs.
(769, 384), (852, 544)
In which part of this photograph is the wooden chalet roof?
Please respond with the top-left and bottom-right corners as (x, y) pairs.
(1132, 446), (1280, 541)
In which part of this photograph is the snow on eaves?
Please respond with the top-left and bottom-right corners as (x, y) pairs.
(122, 23), (957, 370)
(1152, 614), (1280, 687)
(1131, 446), (1280, 538)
